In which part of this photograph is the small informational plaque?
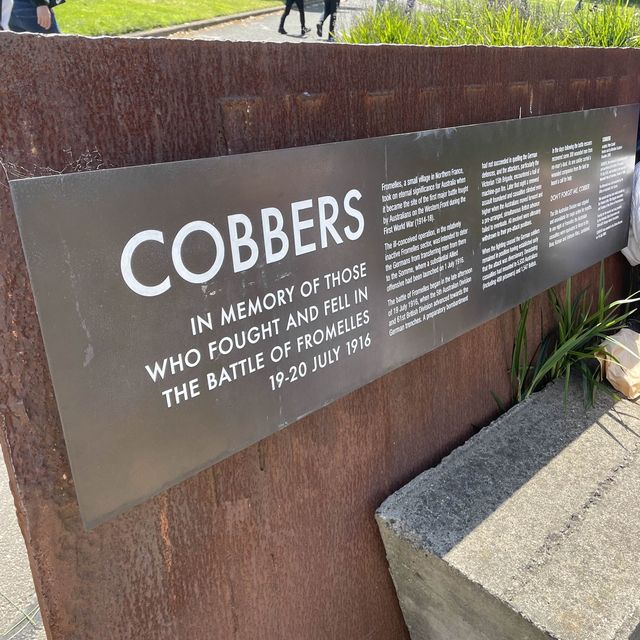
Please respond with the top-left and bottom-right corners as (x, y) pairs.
(10, 105), (639, 527)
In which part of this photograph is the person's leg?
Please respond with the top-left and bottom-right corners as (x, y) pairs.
(319, 0), (331, 26)
(295, 0), (308, 31)
(279, 0), (294, 33)
(317, 0), (332, 36)
(328, 11), (337, 40)
(328, 0), (338, 40)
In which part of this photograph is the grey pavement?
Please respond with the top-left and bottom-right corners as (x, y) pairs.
(0, 463), (45, 640)
(170, 0), (375, 43)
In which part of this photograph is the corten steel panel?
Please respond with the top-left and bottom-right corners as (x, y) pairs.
(0, 34), (636, 640)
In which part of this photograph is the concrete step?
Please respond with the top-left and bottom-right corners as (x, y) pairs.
(377, 379), (640, 640)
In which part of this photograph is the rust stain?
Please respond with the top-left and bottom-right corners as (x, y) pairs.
(159, 495), (173, 574)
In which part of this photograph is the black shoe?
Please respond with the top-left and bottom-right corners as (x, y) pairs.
(327, 34), (335, 42)
(316, 23), (322, 37)
(278, 27), (287, 34)
(301, 26), (311, 35)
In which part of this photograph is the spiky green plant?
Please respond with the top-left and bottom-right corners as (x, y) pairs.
(507, 264), (639, 408)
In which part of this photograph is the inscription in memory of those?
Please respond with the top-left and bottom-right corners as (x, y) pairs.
(10, 104), (639, 527)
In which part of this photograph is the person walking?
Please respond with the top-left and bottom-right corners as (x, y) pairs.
(316, 0), (339, 41)
(278, 0), (310, 36)
(9, 0), (63, 33)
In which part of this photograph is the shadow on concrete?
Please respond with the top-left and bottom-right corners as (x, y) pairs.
(379, 379), (640, 558)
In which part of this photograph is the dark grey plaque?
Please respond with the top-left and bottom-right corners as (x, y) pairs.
(10, 105), (639, 528)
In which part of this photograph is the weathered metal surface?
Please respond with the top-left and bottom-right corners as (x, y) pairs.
(0, 34), (636, 640)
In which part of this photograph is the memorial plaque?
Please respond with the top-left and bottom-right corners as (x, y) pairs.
(10, 105), (639, 528)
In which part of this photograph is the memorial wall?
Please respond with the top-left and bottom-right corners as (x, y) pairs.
(4, 37), (640, 640)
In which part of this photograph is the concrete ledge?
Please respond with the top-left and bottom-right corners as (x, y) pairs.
(377, 380), (640, 640)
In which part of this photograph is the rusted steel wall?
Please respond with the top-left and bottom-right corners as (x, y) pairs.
(0, 34), (636, 640)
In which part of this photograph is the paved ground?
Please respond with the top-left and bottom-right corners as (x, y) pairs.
(0, 465), (45, 640)
(170, 0), (375, 42)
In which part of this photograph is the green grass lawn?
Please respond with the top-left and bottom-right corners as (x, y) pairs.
(55, 0), (282, 36)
